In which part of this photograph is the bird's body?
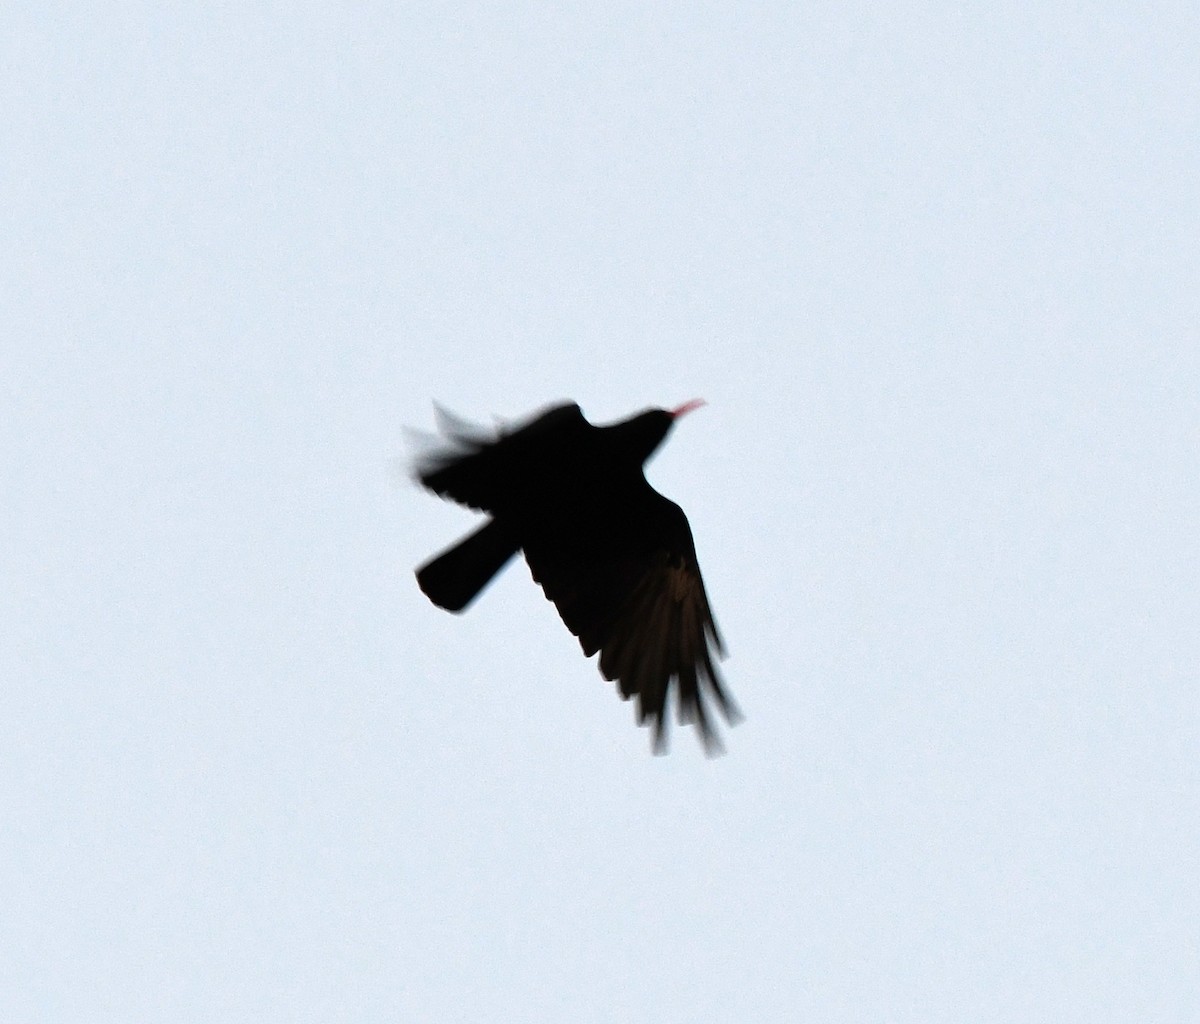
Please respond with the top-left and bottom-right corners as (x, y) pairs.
(413, 400), (739, 753)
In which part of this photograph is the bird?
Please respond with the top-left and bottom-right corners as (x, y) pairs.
(411, 399), (740, 754)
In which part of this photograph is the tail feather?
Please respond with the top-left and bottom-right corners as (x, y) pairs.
(416, 519), (518, 612)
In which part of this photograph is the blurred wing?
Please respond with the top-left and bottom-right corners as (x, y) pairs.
(413, 401), (586, 512)
(525, 492), (740, 754)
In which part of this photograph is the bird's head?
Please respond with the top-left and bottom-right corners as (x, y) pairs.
(610, 398), (706, 466)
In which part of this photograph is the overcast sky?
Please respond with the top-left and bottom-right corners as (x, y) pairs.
(4, 3), (1198, 1022)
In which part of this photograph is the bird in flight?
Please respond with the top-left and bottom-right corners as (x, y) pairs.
(412, 400), (740, 754)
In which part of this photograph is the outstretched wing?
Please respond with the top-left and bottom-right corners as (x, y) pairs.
(524, 489), (740, 754)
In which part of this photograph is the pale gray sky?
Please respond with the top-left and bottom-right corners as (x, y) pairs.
(4, 3), (1198, 1021)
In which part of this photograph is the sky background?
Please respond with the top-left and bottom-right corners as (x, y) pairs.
(4, 3), (1198, 1021)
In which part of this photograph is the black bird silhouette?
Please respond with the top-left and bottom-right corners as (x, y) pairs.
(413, 400), (740, 753)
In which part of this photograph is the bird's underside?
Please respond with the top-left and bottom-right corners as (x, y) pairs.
(413, 401), (741, 753)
